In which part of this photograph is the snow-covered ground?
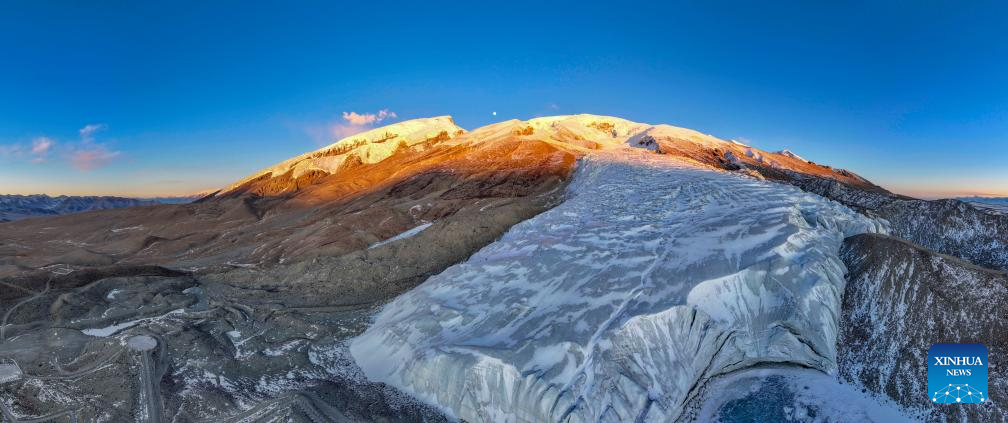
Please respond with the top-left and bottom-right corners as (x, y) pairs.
(222, 116), (463, 192)
(351, 150), (893, 422)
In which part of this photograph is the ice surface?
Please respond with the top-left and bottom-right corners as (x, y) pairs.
(81, 309), (185, 337)
(351, 150), (887, 422)
(693, 367), (911, 422)
(0, 362), (22, 384)
(126, 335), (158, 352)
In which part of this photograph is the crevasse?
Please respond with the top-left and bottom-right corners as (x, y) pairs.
(350, 150), (888, 422)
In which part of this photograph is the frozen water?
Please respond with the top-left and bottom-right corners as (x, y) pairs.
(0, 362), (22, 384)
(126, 335), (158, 352)
(351, 150), (887, 422)
(694, 367), (910, 422)
(81, 309), (185, 337)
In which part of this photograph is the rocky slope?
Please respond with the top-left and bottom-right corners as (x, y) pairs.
(786, 175), (1008, 271)
(838, 234), (1006, 422)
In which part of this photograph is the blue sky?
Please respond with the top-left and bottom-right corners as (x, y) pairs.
(1, 1), (1006, 198)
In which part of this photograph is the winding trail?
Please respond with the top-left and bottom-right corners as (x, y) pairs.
(0, 403), (78, 423)
(1, 277), (51, 343)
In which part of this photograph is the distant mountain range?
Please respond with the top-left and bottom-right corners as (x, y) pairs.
(0, 193), (206, 222)
(959, 196), (1008, 214)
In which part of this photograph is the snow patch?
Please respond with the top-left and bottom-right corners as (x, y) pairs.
(777, 149), (807, 162)
(369, 222), (433, 249)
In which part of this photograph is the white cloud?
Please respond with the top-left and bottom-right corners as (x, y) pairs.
(29, 137), (54, 163)
(79, 123), (107, 141)
(341, 109), (397, 126)
(31, 137), (54, 154)
(329, 109), (398, 139)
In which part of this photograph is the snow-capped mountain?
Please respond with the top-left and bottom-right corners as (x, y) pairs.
(215, 114), (882, 200)
(1, 115), (1003, 422)
(0, 194), (157, 222)
(960, 196), (1008, 214)
(222, 116), (465, 197)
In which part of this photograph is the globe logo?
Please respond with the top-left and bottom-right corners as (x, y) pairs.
(929, 343), (989, 404)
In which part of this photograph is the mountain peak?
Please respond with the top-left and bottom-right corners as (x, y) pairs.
(220, 114), (882, 198)
(777, 149), (807, 161)
(223, 116), (464, 194)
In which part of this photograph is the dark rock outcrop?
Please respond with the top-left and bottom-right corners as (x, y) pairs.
(783, 173), (1008, 271)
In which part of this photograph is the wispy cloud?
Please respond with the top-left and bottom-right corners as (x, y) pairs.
(79, 123), (107, 142)
(341, 109), (396, 126)
(0, 124), (121, 170)
(70, 123), (120, 170)
(29, 137), (54, 163)
(0, 136), (55, 163)
(330, 124), (365, 139)
(330, 109), (398, 139)
(71, 143), (121, 170)
(0, 144), (24, 158)
(31, 137), (54, 154)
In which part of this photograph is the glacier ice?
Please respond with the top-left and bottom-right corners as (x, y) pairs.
(350, 150), (888, 422)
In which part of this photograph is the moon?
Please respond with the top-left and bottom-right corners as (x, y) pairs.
(492, 111), (497, 116)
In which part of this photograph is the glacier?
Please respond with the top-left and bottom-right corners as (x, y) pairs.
(350, 150), (889, 422)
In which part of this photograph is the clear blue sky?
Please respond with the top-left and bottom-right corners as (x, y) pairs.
(1, 1), (1006, 198)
